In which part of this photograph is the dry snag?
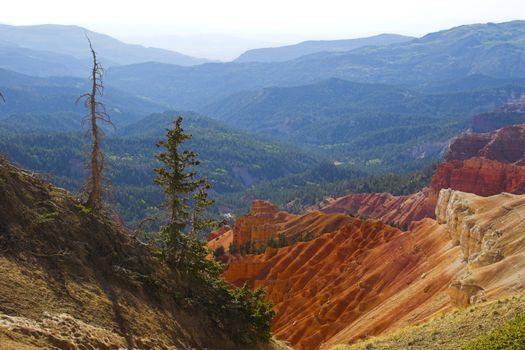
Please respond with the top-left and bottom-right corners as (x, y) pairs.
(77, 36), (113, 212)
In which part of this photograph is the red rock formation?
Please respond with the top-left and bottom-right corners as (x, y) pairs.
(323, 124), (525, 227)
(206, 225), (231, 241)
(444, 132), (494, 161)
(321, 189), (433, 228)
(211, 200), (358, 253)
(218, 121), (525, 350)
(470, 100), (525, 133)
(430, 157), (525, 196)
(232, 200), (292, 248)
(207, 228), (233, 254)
(225, 190), (525, 350)
(225, 215), (462, 350)
(445, 125), (525, 164)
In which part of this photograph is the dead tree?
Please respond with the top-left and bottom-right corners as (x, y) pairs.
(77, 37), (113, 212)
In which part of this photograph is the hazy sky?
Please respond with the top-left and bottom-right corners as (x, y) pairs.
(2, 0), (525, 60)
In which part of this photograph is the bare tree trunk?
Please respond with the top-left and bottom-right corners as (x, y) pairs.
(79, 38), (112, 212)
(86, 62), (101, 210)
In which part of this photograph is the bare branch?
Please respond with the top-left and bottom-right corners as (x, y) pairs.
(75, 93), (89, 104)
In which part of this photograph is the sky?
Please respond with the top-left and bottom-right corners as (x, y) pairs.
(2, 0), (525, 60)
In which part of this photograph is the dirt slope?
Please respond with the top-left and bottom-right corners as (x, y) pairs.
(0, 157), (285, 350)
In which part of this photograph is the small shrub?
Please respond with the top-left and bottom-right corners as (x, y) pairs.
(75, 203), (93, 215)
(213, 245), (225, 258)
(228, 285), (275, 342)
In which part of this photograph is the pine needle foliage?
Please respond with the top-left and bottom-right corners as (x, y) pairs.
(154, 116), (220, 274)
(154, 116), (274, 343)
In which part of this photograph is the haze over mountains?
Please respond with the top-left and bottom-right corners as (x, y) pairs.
(1, 20), (525, 223)
(234, 34), (414, 62)
(0, 23), (211, 77)
(104, 21), (525, 112)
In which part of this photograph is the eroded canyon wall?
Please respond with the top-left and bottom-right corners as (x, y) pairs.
(224, 190), (525, 349)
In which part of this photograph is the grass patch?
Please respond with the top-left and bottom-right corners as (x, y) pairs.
(331, 293), (525, 350)
(33, 211), (59, 226)
(463, 315), (525, 350)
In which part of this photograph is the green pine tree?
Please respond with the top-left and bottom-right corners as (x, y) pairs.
(154, 116), (274, 343)
(229, 242), (238, 255)
(154, 116), (220, 276)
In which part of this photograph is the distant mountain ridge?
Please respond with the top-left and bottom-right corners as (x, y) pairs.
(106, 21), (525, 110)
(202, 77), (525, 142)
(0, 67), (167, 126)
(200, 77), (525, 171)
(0, 23), (210, 76)
(0, 44), (88, 77)
(234, 33), (414, 62)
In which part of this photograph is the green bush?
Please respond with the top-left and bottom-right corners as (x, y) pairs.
(463, 315), (525, 350)
(228, 285), (275, 342)
(213, 245), (225, 258)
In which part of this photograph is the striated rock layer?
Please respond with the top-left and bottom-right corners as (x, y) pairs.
(426, 125), (525, 212)
(445, 124), (525, 164)
(430, 157), (525, 196)
(225, 190), (525, 350)
(226, 216), (457, 350)
(215, 121), (525, 349)
(436, 189), (525, 307)
(321, 189), (433, 228)
(431, 124), (525, 194)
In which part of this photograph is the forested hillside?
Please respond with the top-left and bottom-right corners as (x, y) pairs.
(203, 78), (525, 166)
(0, 111), (319, 225)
